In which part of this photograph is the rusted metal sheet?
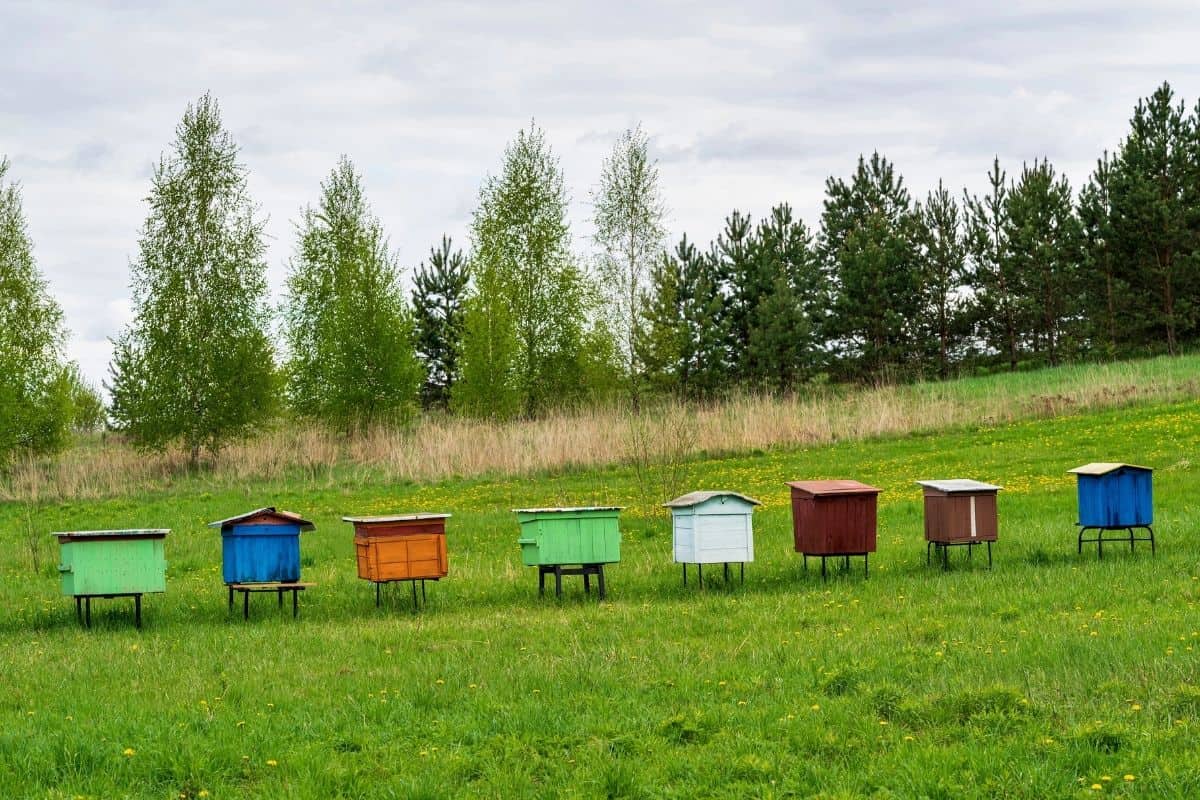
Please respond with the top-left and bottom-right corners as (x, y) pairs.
(207, 507), (315, 531)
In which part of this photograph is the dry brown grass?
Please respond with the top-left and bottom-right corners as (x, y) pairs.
(5, 356), (1198, 503)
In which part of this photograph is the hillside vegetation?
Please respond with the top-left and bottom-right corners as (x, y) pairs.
(1, 368), (1200, 797)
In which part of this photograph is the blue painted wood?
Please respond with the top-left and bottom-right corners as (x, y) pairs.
(1076, 467), (1152, 528)
(221, 523), (302, 584)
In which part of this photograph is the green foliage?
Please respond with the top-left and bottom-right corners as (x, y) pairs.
(965, 158), (1020, 370)
(283, 156), (420, 428)
(822, 152), (924, 381)
(455, 123), (597, 418)
(634, 247), (688, 396)
(412, 236), (470, 410)
(1003, 159), (1084, 366)
(0, 157), (74, 463)
(592, 126), (668, 403)
(1078, 152), (1123, 356)
(64, 364), (107, 433)
(107, 94), (275, 462)
(915, 182), (972, 377)
(1105, 82), (1199, 355)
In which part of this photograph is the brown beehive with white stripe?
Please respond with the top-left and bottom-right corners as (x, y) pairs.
(916, 480), (1001, 545)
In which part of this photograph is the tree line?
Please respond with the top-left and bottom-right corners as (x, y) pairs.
(2, 83), (1199, 465)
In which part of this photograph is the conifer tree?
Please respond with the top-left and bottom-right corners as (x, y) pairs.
(283, 156), (420, 428)
(916, 182), (970, 377)
(964, 158), (1020, 370)
(1107, 82), (1197, 354)
(821, 152), (922, 381)
(744, 204), (824, 391)
(635, 247), (688, 396)
(1003, 159), (1083, 366)
(411, 236), (469, 410)
(1078, 152), (1122, 355)
(0, 157), (73, 462)
(108, 94), (274, 463)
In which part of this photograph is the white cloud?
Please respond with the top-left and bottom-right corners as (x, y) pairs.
(2, 0), (1199, 387)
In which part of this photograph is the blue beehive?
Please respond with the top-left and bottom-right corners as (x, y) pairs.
(208, 508), (315, 584)
(1068, 463), (1153, 528)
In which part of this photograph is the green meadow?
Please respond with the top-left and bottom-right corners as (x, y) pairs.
(3, 396), (1200, 798)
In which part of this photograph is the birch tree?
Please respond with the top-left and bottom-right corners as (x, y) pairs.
(592, 126), (667, 404)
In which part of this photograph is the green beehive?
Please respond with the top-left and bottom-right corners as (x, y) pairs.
(515, 507), (622, 566)
(55, 530), (169, 596)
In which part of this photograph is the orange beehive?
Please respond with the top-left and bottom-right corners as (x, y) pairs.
(344, 514), (450, 583)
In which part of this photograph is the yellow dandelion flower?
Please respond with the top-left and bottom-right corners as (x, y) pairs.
(123, 748), (136, 757)
(1124, 775), (1135, 782)
(266, 759), (278, 767)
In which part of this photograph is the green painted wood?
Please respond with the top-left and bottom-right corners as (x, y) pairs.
(516, 508), (622, 566)
(57, 536), (167, 596)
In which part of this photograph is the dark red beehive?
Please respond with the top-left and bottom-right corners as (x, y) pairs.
(788, 480), (881, 556)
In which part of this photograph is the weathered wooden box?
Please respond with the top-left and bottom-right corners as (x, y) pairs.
(515, 507), (622, 566)
(344, 514), (450, 582)
(917, 480), (1001, 544)
(54, 530), (169, 597)
(208, 508), (314, 584)
(1068, 463), (1153, 528)
(788, 480), (881, 555)
(664, 491), (759, 565)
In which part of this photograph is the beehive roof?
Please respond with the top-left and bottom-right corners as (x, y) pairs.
(207, 507), (315, 531)
(341, 513), (451, 523)
(662, 490), (761, 508)
(51, 529), (169, 538)
(512, 506), (624, 513)
(1068, 462), (1152, 475)
(915, 479), (1002, 493)
(787, 480), (881, 496)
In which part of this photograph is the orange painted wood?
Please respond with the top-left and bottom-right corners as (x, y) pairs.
(349, 517), (449, 582)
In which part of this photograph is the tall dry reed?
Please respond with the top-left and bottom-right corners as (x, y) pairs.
(3, 357), (1197, 502)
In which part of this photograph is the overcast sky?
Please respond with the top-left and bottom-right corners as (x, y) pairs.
(3, 0), (1199, 388)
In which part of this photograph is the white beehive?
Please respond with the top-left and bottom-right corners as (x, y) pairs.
(663, 491), (760, 565)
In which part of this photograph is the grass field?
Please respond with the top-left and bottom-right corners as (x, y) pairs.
(3, 389), (1200, 796)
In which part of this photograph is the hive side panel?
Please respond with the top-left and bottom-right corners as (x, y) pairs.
(672, 513), (695, 563)
(694, 514), (753, 563)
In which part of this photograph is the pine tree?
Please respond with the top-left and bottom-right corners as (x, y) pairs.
(107, 94), (275, 463)
(0, 157), (74, 462)
(454, 123), (590, 418)
(713, 210), (754, 374)
(686, 247), (731, 398)
(821, 152), (923, 381)
(411, 236), (470, 410)
(1107, 82), (1197, 355)
(915, 182), (971, 377)
(591, 126), (667, 404)
(635, 247), (687, 396)
(1078, 152), (1122, 355)
(744, 204), (824, 391)
(283, 156), (420, 428)
(964, 158), (1020, 370)
(1003, 160), (1083, 366)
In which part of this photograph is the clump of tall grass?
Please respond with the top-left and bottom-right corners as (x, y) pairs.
(3, 354), (1198, 502)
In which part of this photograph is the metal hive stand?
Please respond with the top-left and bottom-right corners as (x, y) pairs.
(538, 564), (607, 600)
(373, 578), (435, 611)
(227, 582), (315, 619)
(75, 593), (144, 629)
(926, 540), (993, 570)
(802, 552), (869, 580)
(1076, 525), (1155, 559)
(681, 562), (745, 588)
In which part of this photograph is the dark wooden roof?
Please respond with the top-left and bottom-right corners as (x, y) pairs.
(207, 507), (315, 531)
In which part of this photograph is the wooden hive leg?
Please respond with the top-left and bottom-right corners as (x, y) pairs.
(926, 541), (931, 566)
(554, 567), (563, 599)
(411, 580), (418, 610)
(987, 541), (993, 569)
(682, 563), (687, 587)
(583, 570), (591, 594)
(723, 563), (730, 583)
(597, 565), (606, 601)
(293, 588), (299, 618)
(376, 582), (381, 608)
(135, 595), (142, 629)
(421, 580), (427, 604)
(942, 544), (950, 571)
(698, 563), (703, 589)
(228, 586), (234, 613)
(802, 554), (808, 572)
(243, 590), (250, 621)
(538, 567), (546, 597)
(864, 553), (869, 579)
(85, 597), (91, 628)
(740, 562), (745, 584)
(278, 588), (284, 609)
(75, 596), (82, 624)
